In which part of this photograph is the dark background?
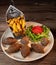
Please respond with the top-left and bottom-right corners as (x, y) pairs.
(0, 0), (56, 5)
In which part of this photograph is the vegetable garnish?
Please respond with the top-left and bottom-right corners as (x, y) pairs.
(32, 26), (43, 34)
(25, 25), (50, 42)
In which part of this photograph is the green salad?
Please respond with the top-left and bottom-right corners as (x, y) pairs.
(25, 25), (50, 42)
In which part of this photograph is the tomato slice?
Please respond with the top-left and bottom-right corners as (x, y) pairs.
(32, 26), (43, 34)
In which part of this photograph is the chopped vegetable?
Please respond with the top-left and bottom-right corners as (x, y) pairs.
(32, 26), (43, 34)
(25, 25), (50, 42)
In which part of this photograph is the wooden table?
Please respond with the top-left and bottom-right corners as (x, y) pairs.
(0, 5), (56, 65)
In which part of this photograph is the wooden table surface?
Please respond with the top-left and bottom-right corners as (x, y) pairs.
(0, 5), (56, 65)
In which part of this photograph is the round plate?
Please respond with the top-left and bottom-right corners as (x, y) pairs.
(1, 22), (54, 62)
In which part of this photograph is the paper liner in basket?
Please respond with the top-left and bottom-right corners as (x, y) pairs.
(6, 5), (26, 38)
(6, 5), (24, 20)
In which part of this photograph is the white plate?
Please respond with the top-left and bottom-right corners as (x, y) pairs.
(1, 22), (54, 62)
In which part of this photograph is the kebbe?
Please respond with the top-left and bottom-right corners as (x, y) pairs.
(2, 37), (17, 45)
(6, 42), (22, 53)
(41, 37), (49, 46)
(20, 36), (29, 45)
(20, 45), (31, 57)
(31, 43), (45, 53)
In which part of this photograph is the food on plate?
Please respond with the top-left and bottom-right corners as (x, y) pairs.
(25, 25), (50, 42)
(20, 45), (31, 57)
(6, 42), (22, 53)
(3, 23), (50, 57)
(2, 37), (17, 45)
(31, 43), (45, 53)
(20, 36), (29, 45)
(41, 37), (49, 46)
(7, 16), (26, 36)
(32, 26), (43, 34)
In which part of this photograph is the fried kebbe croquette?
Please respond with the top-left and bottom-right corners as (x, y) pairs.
(20, 36), (29, 45)
(6, 42), (22, 53)
(41, 37), (49, 46)
(31, 43), (45, 53)
(20, 45), (31, 57)
(2, 37), (17, 45)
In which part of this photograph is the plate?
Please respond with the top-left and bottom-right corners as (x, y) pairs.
(1, 22), (54, 62)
